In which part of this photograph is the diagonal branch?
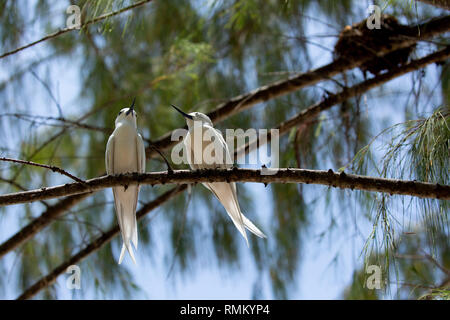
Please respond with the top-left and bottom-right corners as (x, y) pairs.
(0, 0), (155, 60)
(147, 16), (450, 157)
(236, 45), (450, 156)
(0, 169), (448, 206)
(416, 0), (450, 10)
(0, 157), (86, 184)
(0, 192), (93, 259)
(30, 70), (63, 118)
(0, 176), (49, 208)
(17, 185), (186, 300)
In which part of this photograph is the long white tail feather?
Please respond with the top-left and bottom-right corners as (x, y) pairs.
(205, 182), (249, 247)
(120, 213), (137, 264)
(242, 216), (266, 238)
(118, 244), (126, 264)
(132, 216), (138, 250)
(126, 240), (136, 264)
(228, 213), (249, 247)
(226, 205), (249, 246)
(121, 207), (138, 250)
(114, 185), (139, 264)
(118, 239), (136, 265)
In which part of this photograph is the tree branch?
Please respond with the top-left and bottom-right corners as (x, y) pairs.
(147, 15), (450, 157)
(236, 45), (450, 156)
(0, 0), (155, 60)
(0, 176), (50, 208)
(416, 0), (450, 10)
(0, 157), (86, 184)
(0, 169), (448, 207)
(17, 185), (186, 300)
(0, 192), (93, 259)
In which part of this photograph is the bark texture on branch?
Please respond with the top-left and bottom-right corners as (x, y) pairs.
(0, 157), (86, 184)
(17, 185), (186, 300)
(1, 169), (448, 206)
(147, 16), (450, 157)
(417, 0), (450, 10)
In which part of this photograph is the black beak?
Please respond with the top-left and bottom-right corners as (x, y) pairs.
(171, 104), (193, 119)
(126, 97), (136, 116)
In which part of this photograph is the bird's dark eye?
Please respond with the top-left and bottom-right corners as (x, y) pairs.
(118, 111), (123, 115)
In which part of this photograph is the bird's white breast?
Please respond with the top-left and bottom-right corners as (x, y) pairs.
(113, 123), (139, 173)
(184, 124), (230, 169)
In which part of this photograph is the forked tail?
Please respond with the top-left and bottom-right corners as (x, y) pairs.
(116, 198), (139, 265)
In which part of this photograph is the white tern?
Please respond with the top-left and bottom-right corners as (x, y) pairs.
(171, 104), (266, 246)
(105, 99), (146, 264)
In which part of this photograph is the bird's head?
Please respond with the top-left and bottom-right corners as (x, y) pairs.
(171, 104), (213, 129)
(115, 98), (138, 127)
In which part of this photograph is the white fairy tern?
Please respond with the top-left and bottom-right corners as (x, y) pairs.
(171, 104), (266, 246)
(105, 99), (146, 264)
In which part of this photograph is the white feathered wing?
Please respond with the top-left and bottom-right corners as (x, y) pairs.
(184, 124), (266, 246)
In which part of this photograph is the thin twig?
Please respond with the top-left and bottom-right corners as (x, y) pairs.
(0, 157), (85, 184)
(0, 176), (50, 209)
(147, 144), (173, 173)
(30, 70), (63, 118)
(422, 251), (450, 276)
(0, 0), (155, 60)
